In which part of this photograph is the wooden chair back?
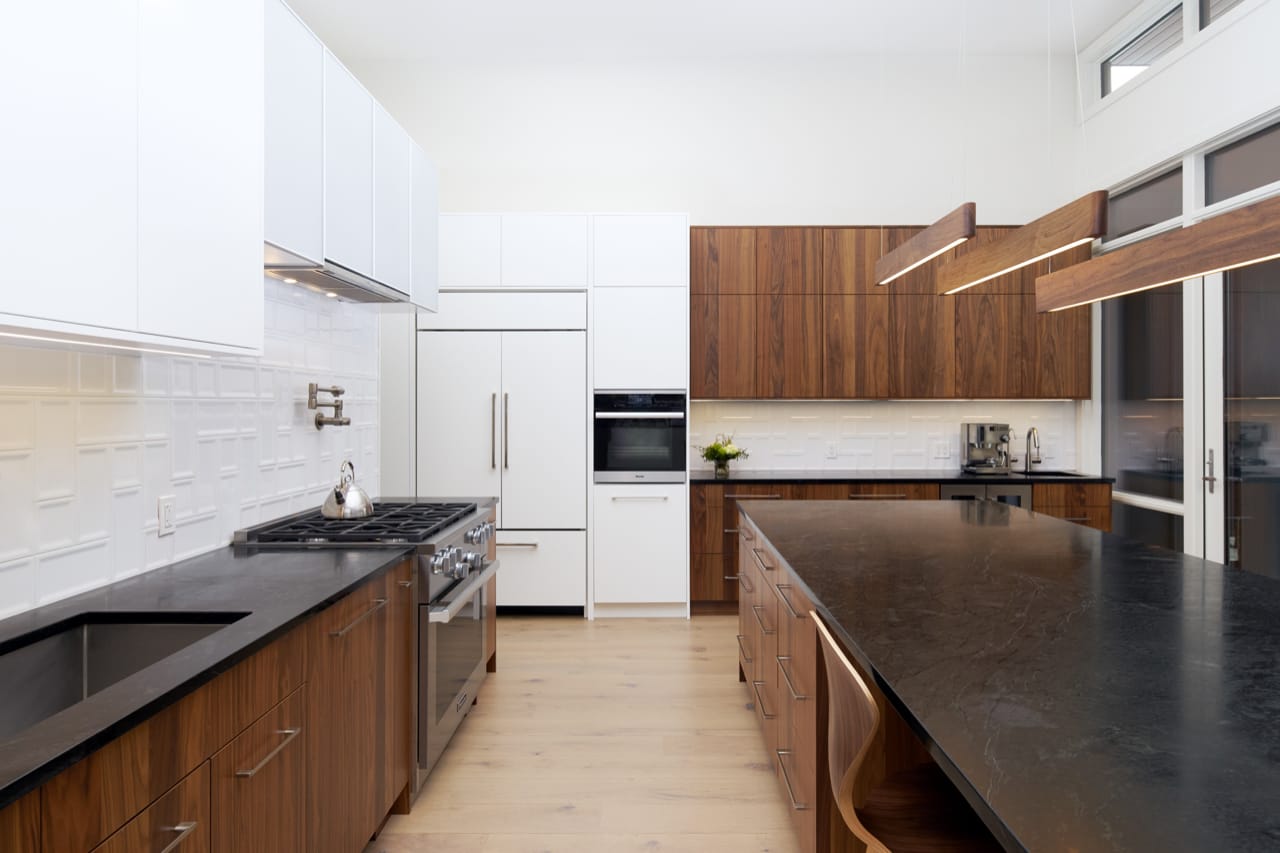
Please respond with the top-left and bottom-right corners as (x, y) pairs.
(811, 610), (889, 853)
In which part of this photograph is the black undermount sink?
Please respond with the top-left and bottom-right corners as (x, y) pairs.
(0, 612), (247, 741)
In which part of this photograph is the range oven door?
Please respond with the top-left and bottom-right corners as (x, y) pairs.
(593, 391), (686, 483)
(419, 561), (497, 779)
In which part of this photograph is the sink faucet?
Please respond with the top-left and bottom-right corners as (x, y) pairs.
(1025, 427), (1041, 474)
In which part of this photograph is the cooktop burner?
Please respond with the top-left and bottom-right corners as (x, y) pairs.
(246, 502), (477, 545)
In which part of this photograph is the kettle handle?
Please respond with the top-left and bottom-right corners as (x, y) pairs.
(340, 460), (355, 485)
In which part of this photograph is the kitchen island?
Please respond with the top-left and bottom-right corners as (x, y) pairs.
(739, 499), (1280, 852)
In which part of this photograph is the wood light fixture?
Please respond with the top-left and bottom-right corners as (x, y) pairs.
(935, 191), (1109, 295)
(874, 202), (976, 285)
(1037, 193), (1280, 312)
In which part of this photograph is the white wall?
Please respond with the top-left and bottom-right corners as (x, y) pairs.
(691, 401), (1077, 474)
(351, 53), (1081, 225)
(0, 280), (381, 619)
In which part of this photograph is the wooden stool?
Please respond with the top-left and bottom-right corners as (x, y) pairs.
(811, 612), (1004, 853)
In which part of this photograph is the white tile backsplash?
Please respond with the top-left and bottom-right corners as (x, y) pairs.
(690, 400), (1080, 473)
(0, 279), (381, 619)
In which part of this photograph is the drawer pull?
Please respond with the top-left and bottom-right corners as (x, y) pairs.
(611, 495), (670, 502)
(751, 604), (776, 635)
(235, 727), (302, 778)
(774, 583), (801, 619)
(777, 656), (807, 701)
(724, 528), (740, 535)
(727, 494), (783, 500)
(775, 749), (809, 810)
(159, 822), (199, 853)
(1063, 516), (1091, 522)
(849, 493), (907, 499)
(738, 572), (755, 594)
(736, 634), (754, 664)
(329, 599), (387, 638)
(398, 579), (413, 589)
(752, 548), (775, 571)
(497, 542), (539, 549)
(751, 680), (777, 720)
(739, 526), (755, 541)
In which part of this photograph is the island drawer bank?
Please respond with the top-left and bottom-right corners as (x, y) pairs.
(0, 545), (421, 853)
(691, 472), (1113, 612)
(736, 499), (1280, 852)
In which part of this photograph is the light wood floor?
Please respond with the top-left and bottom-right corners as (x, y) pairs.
(364, 615), (798, 853)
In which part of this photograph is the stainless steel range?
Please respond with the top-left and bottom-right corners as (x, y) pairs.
(234, 498), (498, 790)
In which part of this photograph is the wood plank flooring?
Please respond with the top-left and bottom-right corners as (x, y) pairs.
(364, 615), (798, 853)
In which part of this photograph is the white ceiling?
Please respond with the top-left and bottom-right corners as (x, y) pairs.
(287, 0), (1144, 65)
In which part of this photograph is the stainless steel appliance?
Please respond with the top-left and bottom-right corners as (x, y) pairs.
(940, 482), (1033, 508)
(961, 422), (1013, 475)
(593, 391), (687, 483)
(234, 499), (498, 790)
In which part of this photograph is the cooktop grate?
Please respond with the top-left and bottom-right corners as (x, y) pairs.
(251, 502), (477, 544)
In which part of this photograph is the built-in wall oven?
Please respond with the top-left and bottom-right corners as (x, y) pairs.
(593, 391), (686, 483)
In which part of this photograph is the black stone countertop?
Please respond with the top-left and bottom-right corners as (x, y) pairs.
(739, 499), (1280, 853)
(691, 468), (1114, 484)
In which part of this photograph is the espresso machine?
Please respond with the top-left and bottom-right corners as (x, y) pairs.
(961, 423), (1013, 474)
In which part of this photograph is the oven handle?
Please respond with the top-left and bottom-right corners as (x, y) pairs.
(593, 412), (685, 420)
(427, 560), (499, 624)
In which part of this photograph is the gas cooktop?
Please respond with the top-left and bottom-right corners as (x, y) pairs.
(235, 502), (478, 547)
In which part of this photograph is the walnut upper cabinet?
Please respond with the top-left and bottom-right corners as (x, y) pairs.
(690, 225), (1092, 401)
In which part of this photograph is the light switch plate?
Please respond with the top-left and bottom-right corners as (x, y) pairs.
(158, 495), (176, 536)
(932, 442), (951, 459)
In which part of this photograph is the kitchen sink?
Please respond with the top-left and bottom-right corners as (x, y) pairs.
(0, 612), (247, 741)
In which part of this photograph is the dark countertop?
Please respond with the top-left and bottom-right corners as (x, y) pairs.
(691, 468), (1114, 484)
(740, 500), (1280, 853)
(0, 496), (495, 810)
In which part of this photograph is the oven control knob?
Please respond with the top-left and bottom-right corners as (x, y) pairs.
(464, 526), (483, 545)
(483, 522), (495, 540)
(428, 551), (449, 574)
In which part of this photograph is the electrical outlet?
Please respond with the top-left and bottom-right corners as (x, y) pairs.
(158, 496), (176, 537)
(932, 442), (951, 460)
(825, 442), (838, 460)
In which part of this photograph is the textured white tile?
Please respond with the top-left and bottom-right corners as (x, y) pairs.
(219, 364), (257, 399)
(77, 400), (143, 445)
(142, 441), (170, 509)
(78, 354), (111, 394)
(196, 362), (217, 397)
(76, 448), (111, 541)
(0, 346), (72, 392)
(35, 401), (75, 499)
(36, 499), (79, 561)
(111, 489), (144, 580)
(0, 453), (35, 560)
(172, 359), (196, 396)
(0, 558), (34, 619)
(0, 400), (35, 451)
(142, 356), (170, 396)
(114, 355), (142, 395)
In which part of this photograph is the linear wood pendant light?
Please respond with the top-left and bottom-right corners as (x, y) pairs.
(874, 203), (976, 285)
(934, 191), (1108, 295)
(1036, 193), (1280, 313)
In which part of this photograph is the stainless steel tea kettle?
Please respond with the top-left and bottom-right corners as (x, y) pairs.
(322, 460), (374, 519)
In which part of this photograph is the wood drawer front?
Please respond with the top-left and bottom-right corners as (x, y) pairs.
(211, 687), (306, 853)
(692, 553), (738, 604)
(1032, 482), (1111, 509)
(206, 625), (305, 752)
(847, 482), (940, 500)
(1037, 504), (1113, 532)
(690, 484), (724, 555)
(0, 790), (39, 852)
(91, 762), (210, 853)
(42, 684), (219, 851)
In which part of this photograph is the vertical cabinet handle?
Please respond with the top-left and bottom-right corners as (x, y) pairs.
(751, 604), (776, 635)
(752, 548), (775, 572)
(774, 583), (801, 619)
(159, 822), (199, 853)
(503, 392), (510, 469)
(490, 392), (497, 469)
(776, 656), (807, 701)
(751, 680), (777, 719)
(775, 750), (808, 810)
(736, 634), (754, 664)
(737, 572), (754, 594)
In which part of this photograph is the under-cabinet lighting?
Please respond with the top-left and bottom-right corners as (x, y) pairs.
(0, 331), (213, 359)
(875, 203), (976, 286)
(1036, 194), (1280, 312)
(937, 192), (1108, 295)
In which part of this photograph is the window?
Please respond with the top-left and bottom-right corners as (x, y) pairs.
(1105, 167), (1183, 241)
(1102, 6), (1183, 97)
(1205, 121), (1280, 205)
(1201, 0), (1245, 28)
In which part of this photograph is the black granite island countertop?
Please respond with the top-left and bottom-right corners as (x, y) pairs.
(0, 494), (480, 810)
(691, 468), (1114, 484)
(739, 499), (1280, 853)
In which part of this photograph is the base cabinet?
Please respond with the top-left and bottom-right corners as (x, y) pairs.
(91, 763), (210, 853)
(494, 531), (586, 607)
(592, 484), (687, 605)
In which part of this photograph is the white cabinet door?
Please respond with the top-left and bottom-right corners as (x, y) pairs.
(593, 214), (689, 286)
(592, 484), (687, 604)
(323, 53), (374, 276)
(439, 215), (501, 288)
(0, 1), (137, 331)
(136, 0), (264, 351)
(416, 331), (503, 521)
(373, 105), (411, 295)
(495, 530), (586, 607)
(593, 287), (688, 391)
(501, 215), (590, 288)
(264, 0), (323, 265)
(409, 144), (439, 311)
(500, 332), (587, 529)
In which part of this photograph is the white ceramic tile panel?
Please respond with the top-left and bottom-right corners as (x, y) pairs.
(689, 400), (1081, 474)
(0, 279), (380, 619)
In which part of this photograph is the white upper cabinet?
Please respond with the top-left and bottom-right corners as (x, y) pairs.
(374, 105), (412, 295)
(439, 215), (502, 288)
(136, 0), (264, 350)
(594, 287), (688, 391)
(410, 144), (440, 311)
(323, 53), (375, 277)
(0, 2), (137, 333)
(501, 215), (590, 288)
(264, 0), (323, 265)
(593, 214), (689, 286)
